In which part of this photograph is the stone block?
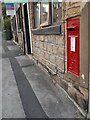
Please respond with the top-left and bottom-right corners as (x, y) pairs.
(49, 54), (56, 64)
(79, 87), (88, 102)
(39, 50), (44, 59)
(52, 75), (60, 84)
(57, 46), (64, 57)
(36, 42), (39, 48)
(42, 58), (46, 65)
(33, 53), (38, 59)
(56, 57), (64, 70)
(68, 86), (77, 102)
(52, 45), (58, 55)
(44, 52), (50, 60)
(64, 2), (81, 19)
(39, 42), (44, 49)
(38, 49), (41, 54)
(40, 36), (44, 42)
(47, 44), (53, 53)
(56, 36), (64, 45)
(49, 35), (56, 44)
(46, 61), (56, 73)
(44, 36), (48, 42)
(32, 35), (36, 41)
(59, 79), (68, 92)
(36, 36), (40, 41)
(68, 7), (80, 16)
(47, 35), (53, 43)
(43, 43), (47, 51)
(76, 93), (87, 110)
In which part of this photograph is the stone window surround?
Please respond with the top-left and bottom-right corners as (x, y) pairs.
(32, 24), (62, 35)
(32, 2), (62, 35)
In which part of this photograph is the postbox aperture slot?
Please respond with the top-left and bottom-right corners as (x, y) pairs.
(67, 28), (75, 31)
(67, 25), (78, 31)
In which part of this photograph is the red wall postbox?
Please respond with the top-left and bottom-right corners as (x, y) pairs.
(67, 18), (80, 76)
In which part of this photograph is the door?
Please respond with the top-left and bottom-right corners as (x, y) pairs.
(23, 3), (31, 54)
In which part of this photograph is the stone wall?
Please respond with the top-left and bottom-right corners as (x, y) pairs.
(63, 2), (81, 19)
(32, 35), (65, 75)
(63, 1), (88, 114)
(29, 3), (66, 76)
(29, 2), (88, 114)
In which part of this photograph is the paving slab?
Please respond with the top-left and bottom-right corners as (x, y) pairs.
(7, 45), (21, 51)
(2, 35), (83, 118)
(16, 55), (83, 118)
(15, 55), (34, 67)
(2, 38), (47, 118)
(10, 57), (47, 118)
(2, 58), (25, 118)
(0, 30), (2, 120)
(0, 59), (2, 120)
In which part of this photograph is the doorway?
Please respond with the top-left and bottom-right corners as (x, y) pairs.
(23, 3), (31, 54)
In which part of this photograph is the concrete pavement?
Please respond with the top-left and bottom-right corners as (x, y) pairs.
(1, 32), (83, 118)
(0, 31), (2, 120)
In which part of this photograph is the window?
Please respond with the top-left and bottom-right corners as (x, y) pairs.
(40, 2), (50, 26)
(53, 2), (62, 25)
(34, 1), (62, 28)
(34, 3), (40, 28)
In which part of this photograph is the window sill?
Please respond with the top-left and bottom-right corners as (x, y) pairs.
(32, 24), (61, 35)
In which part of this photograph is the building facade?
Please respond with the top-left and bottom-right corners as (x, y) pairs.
(11, 1), (90, 117)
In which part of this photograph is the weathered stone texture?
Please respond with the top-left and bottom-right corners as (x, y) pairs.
(32, 35), (65, 75)
(63, 2), (81, 19)
(29, 2), (88, 113)
(17, 33), (22, 48)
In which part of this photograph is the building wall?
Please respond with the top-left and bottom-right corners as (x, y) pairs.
(21, 4), (27, 53)
(32, 35), (65, 74)
(80, 2), (88, 91)
(63, 2), (88, 113)
(64, 2), (80, 19)
(11, 1), (89, 115)
(11, 2), (89, 115)
(14, 4), (29, 54)
(29, 2), (88, 114)
(29, 3), (66, 76)
(88, 2), (90, 114)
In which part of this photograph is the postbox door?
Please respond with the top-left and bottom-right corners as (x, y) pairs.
(67, 18), (80, 76)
